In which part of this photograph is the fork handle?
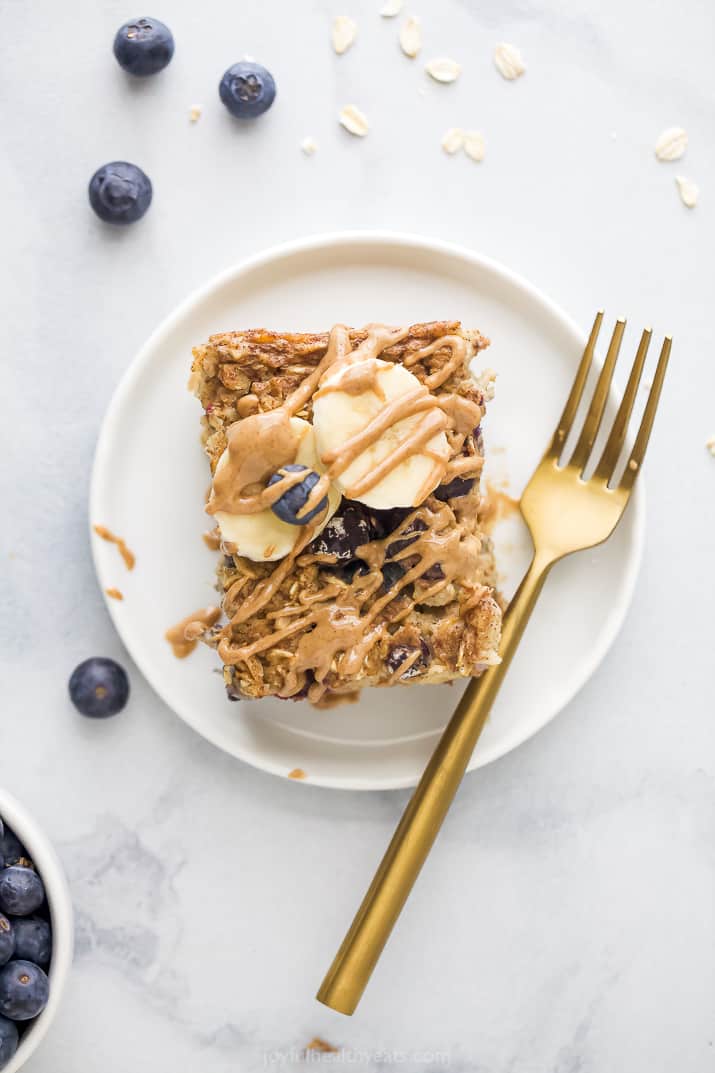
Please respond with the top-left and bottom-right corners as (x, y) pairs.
(316, 550), (554, 1016)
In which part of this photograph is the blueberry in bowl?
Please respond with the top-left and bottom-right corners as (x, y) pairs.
(219, 61), (276, 118)
(8, 921), (50, 968)
(0, 789), (72, 1072)
(269, 465), (328, 526)
(0, 870), (44, 919)
(113, 17), (174, 76)
(0, 963), (49, 1023)
(0, 1021), (17, 1070)
(88, 162), (152, 225)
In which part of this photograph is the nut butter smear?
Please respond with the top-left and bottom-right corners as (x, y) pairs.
(166, 606), (221, 659)
(93, 525), (136, 570)
(208, 322), (490, 703)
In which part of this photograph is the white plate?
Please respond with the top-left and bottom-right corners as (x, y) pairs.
(90, 232), (644, 791)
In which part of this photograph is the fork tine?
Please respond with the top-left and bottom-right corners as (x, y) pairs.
(547, 310), (603, 458)
(619, 336), (671, 491)
(594, 328), (652, 482)
(569, 318), (626, 471)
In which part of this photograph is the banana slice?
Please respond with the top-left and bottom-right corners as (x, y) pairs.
(313, 361), (449, 509)
(214, 418), (340, 562)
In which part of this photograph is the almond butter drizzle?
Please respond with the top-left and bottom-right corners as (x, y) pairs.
(166, 606), (221, 659)
(405, 334), (469, 389)
(93, 525), (136, 570)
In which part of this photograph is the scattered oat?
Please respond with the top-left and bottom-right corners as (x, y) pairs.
(288, 768), (307, 780)
(705, 435), (715, 456)
(189, 104), (202, 123)
(332, 15), (357, 54)
(400, 15), (422, 58)
(305, 1038), (338, 1053)
(675, 175), (698, 208)
(442, 127), (465, 154)
(339, 103), (369, 136)
(93, 525), (136, 570)
(425, 57), (461, 83)
(494, 42), (526, 80)
(301, 136), (318, 156)
(655, 126), (688, 162)
(105, 587), (124, 601)
(380, 0), (403, 14)
(463, 130), (486, 162)
(628, 459), (639, 471)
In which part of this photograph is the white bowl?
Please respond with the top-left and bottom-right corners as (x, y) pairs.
(0, 790), (73, 1072)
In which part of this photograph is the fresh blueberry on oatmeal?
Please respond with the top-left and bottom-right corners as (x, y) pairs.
(269, 464), (328, 525)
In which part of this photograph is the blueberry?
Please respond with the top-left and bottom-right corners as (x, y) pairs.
(0, 919), (13, 968)
(336, 559), (370, 585)
(0, 1016), (18, 1067)
(0, 868), (44, 917)
(380, 561), (407, 593)
(69, 657), (130, 717)
(0, 829), (22, 869)
(421, 562), (445, 582)
(219, 61), (276, 118)
(433, 475), (475, 501)
(386, 518), (427, 559)
(88, 162), (152, 225)
(10, 918), (51, 966)
(113, 17), (174, 76)
(386, 639), (431, 679)
(269, 464), (327, 526)
(0, 961), (49, 1021)
(308, 502), (373, 561)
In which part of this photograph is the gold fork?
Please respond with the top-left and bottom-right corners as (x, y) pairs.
(317, 312), (671, 1016)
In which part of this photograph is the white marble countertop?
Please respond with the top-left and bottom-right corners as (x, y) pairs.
(1, 1), (713, 1070)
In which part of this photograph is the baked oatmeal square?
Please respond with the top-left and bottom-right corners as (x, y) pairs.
(189, 322), (502, 705)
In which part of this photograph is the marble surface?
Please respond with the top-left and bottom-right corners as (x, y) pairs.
(1, 1), (714, 1070)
